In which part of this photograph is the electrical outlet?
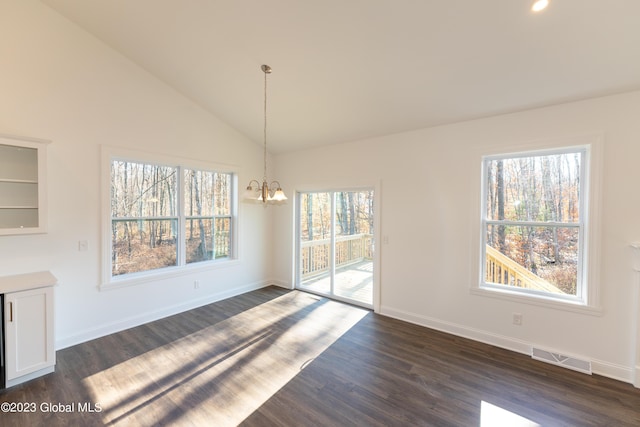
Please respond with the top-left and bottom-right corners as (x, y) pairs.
(513, 313), (523, 326)
(194, 280), (200, 289)
(78, 240), (88, 252)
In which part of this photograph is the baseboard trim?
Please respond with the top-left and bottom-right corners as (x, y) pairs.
(268, 279), (293, 290)
(379, 305), (633, 384)
(380, 305), (531, 356)
(590, 359), (633, 384)
(56, 280), (271, 350)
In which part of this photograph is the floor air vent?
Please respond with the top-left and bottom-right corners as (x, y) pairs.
(531, 347), (592, 375)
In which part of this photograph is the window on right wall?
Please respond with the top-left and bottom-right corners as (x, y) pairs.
(480, 145), (590, 304)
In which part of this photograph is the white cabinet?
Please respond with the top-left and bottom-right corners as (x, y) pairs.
(1, 272), (56, 388)
(0, 135), (50, 235)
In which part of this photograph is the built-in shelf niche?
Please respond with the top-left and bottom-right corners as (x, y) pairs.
(0, 135), (50, 235)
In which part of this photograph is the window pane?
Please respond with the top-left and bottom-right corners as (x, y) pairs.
(485, 153), (581, 222)
(184, 169), (214, 217)
(214, 217), (231, 259)
(111, 161), (177, 218)
(112, 219), (177, 276)
(186, 218), (213, 263)
(184, 170), (232, 217)
(334, 191), (375, 305)
(485, 224), (578, 295)
(335, 191), (375, 271)
(214, 173), (232, 216)
(108, 156), (236, 282)
(185, 217), (231, 263)
(299, 192), (332, 294)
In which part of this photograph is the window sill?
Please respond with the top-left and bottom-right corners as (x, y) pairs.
(470, 286), (603, 316)
(100, 258), (240, 291)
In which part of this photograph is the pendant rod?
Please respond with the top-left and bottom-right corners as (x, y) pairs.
(262, 64), (271, 183)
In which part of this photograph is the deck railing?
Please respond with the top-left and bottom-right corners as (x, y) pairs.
(485, 245), (564, 294)
(301, 234), (373, 279)
(300, 236), (561, 293)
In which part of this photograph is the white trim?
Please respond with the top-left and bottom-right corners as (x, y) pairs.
(482, 143), (589, 162)
(100, 145), (239, 289)
(0, 134), (51, 236)
(293, 185), (379, 311)
(630, 242), (640, 272)
(102, 144), (239, 174)
(379, 304), (632, 384)
(592, 360), (635, 385)
(470, 287), (602, 316)
(631, 243), (640, 388)
(99, 258), (241, 291)
(373, 179), (382, 313)
(269, 279), (294, 290)
(380, 305), (532, 355)
(57, 279), (272, 350)
(301, 286), (374, 310)
(475, 133), (603, 311)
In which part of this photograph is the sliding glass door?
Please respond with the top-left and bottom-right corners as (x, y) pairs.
(297, 190), (374, 308)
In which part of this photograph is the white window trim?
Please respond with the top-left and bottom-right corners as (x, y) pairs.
(471, 134), (603, 315)
(100, 145), (239, 290)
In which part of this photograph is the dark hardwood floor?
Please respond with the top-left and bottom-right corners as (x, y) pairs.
(2, 286), (640, 426)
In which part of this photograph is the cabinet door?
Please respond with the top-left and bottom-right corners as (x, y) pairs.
(5, 287), (55, 381)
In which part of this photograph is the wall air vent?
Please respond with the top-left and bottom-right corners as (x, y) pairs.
(531, 347), (592, 375)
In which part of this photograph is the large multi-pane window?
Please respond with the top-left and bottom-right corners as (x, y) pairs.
(481, 146), (588, 303)
(109, 157), (235, 281)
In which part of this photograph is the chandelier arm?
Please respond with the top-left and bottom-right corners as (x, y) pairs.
(246, 179), (262, 189)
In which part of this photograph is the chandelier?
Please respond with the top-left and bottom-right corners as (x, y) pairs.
(244, 64), (287, 204)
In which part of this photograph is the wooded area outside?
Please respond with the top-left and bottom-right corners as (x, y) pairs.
(111, 160), (232, 277)
(298, 190), (374, 305)
(484, 149), (584, 295)
(300, 191), (374, 243)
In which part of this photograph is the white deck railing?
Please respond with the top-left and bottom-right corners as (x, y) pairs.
(486, 245), (564, 294)
(301, 234), (373, 279)
(301, 236), (562, 294)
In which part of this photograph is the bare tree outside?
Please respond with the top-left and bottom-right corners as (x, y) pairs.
(484, 150), (582, 295)
(111, 160), (232, 277)
(299, 190), (375, 305)
(184, 170), (232, 264)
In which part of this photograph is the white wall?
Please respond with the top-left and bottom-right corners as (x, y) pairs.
(273, 90), (640, 383)
(0, 0), (273, 348)
(3, 0), (640, 386)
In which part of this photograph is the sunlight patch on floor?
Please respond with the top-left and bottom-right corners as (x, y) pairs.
(82, 291), (368, 426)
(481, 401), (540, 427)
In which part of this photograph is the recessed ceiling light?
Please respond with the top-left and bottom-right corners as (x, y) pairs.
(531, 0), (549, 12)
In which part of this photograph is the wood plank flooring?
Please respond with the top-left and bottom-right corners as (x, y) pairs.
(2, 286), (640, 426)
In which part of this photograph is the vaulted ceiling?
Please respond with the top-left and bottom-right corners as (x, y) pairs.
(42, 0), (640, 153)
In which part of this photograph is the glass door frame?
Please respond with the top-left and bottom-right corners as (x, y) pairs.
(294, 186), (379, 310)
